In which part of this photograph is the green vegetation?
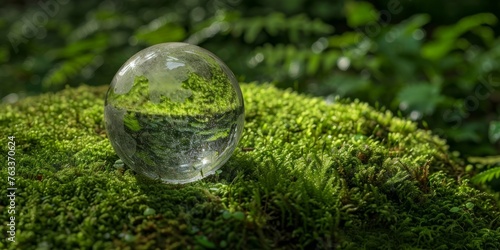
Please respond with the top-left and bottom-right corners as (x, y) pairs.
(108, 71), (240, 116)
(2, 0), (500, 190)
(1, 84), (499, 249)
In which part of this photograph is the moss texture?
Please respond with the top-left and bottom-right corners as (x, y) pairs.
(1, 84), (500, 249)
(108, 70), (241, 116)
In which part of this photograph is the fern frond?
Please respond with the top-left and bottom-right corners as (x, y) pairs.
(471, 166), (500, 184)
(42, 54), (95, 90)
(468, 155), (500, 165)
(187, 11), (333, 45)
(233, 12), (333, 43)
(254, 44), (340, 75)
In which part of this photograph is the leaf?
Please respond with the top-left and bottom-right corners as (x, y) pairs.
(396, 14), (431, 35)
(265, 13), (287, 36)
(468, 155), (500, 165)
(135, 23), (186, 45)
(471, 166), (500, 184)
(322, 51), (340, 71)
(55, 35), (108, 58)
(449, 207), (460, 213)
(422, 13), (497, 60)
(435, 13), (497, 40)
(0, 46), (9, 64)
(42, 54), (96, 90)
(123, 233), (135, 242)
(143, 207), (156, 216)
(397, 83), (442, 115)
(328, 32), (363, 48)
(232, 211), (245, 220)
(222, 211), (232, 219)
(322, 74), (370, 97)
(444, 124), (483, 143)
(465, 202), (474, 209)
(244, 18), (263, 43)
(488, 121), (500, 143)
(194, 235), (216, 249)
(307, 53), (321, 75)
(344, 1), (378, 28)
(229, 12), (333, 44)
(471, 26), (496, 46)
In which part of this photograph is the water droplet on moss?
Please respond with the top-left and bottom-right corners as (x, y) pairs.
(105, 43), (244, 184)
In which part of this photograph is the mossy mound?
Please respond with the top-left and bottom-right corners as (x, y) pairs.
(1, 84), (499, 249)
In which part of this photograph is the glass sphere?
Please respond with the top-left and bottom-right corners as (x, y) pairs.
(104, 43), (244, 184)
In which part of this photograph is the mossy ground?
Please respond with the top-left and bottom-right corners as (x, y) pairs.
(1, 84), (500, 249)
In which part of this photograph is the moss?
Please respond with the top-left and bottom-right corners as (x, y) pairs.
(0, 84), (499, 249)
(123, 112), (141, 132)
(108, 69), (241, 116)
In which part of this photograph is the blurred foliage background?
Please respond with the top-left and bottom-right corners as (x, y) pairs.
(2, 0), (500, 190)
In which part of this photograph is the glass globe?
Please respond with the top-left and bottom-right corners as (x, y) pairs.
(104, 43), (244, 184)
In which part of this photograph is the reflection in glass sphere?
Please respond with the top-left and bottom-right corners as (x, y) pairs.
(104, 43), (244, 184)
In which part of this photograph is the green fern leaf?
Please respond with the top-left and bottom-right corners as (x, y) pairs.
(468, 155), (500, 165)
(230, 12), (333, 43)
(42, 54), (95, 90)
(471, 166), (500, 184)
(254, 44), (340, 76)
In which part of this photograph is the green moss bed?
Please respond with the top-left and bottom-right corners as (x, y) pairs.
(1, 84), (500, 249)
